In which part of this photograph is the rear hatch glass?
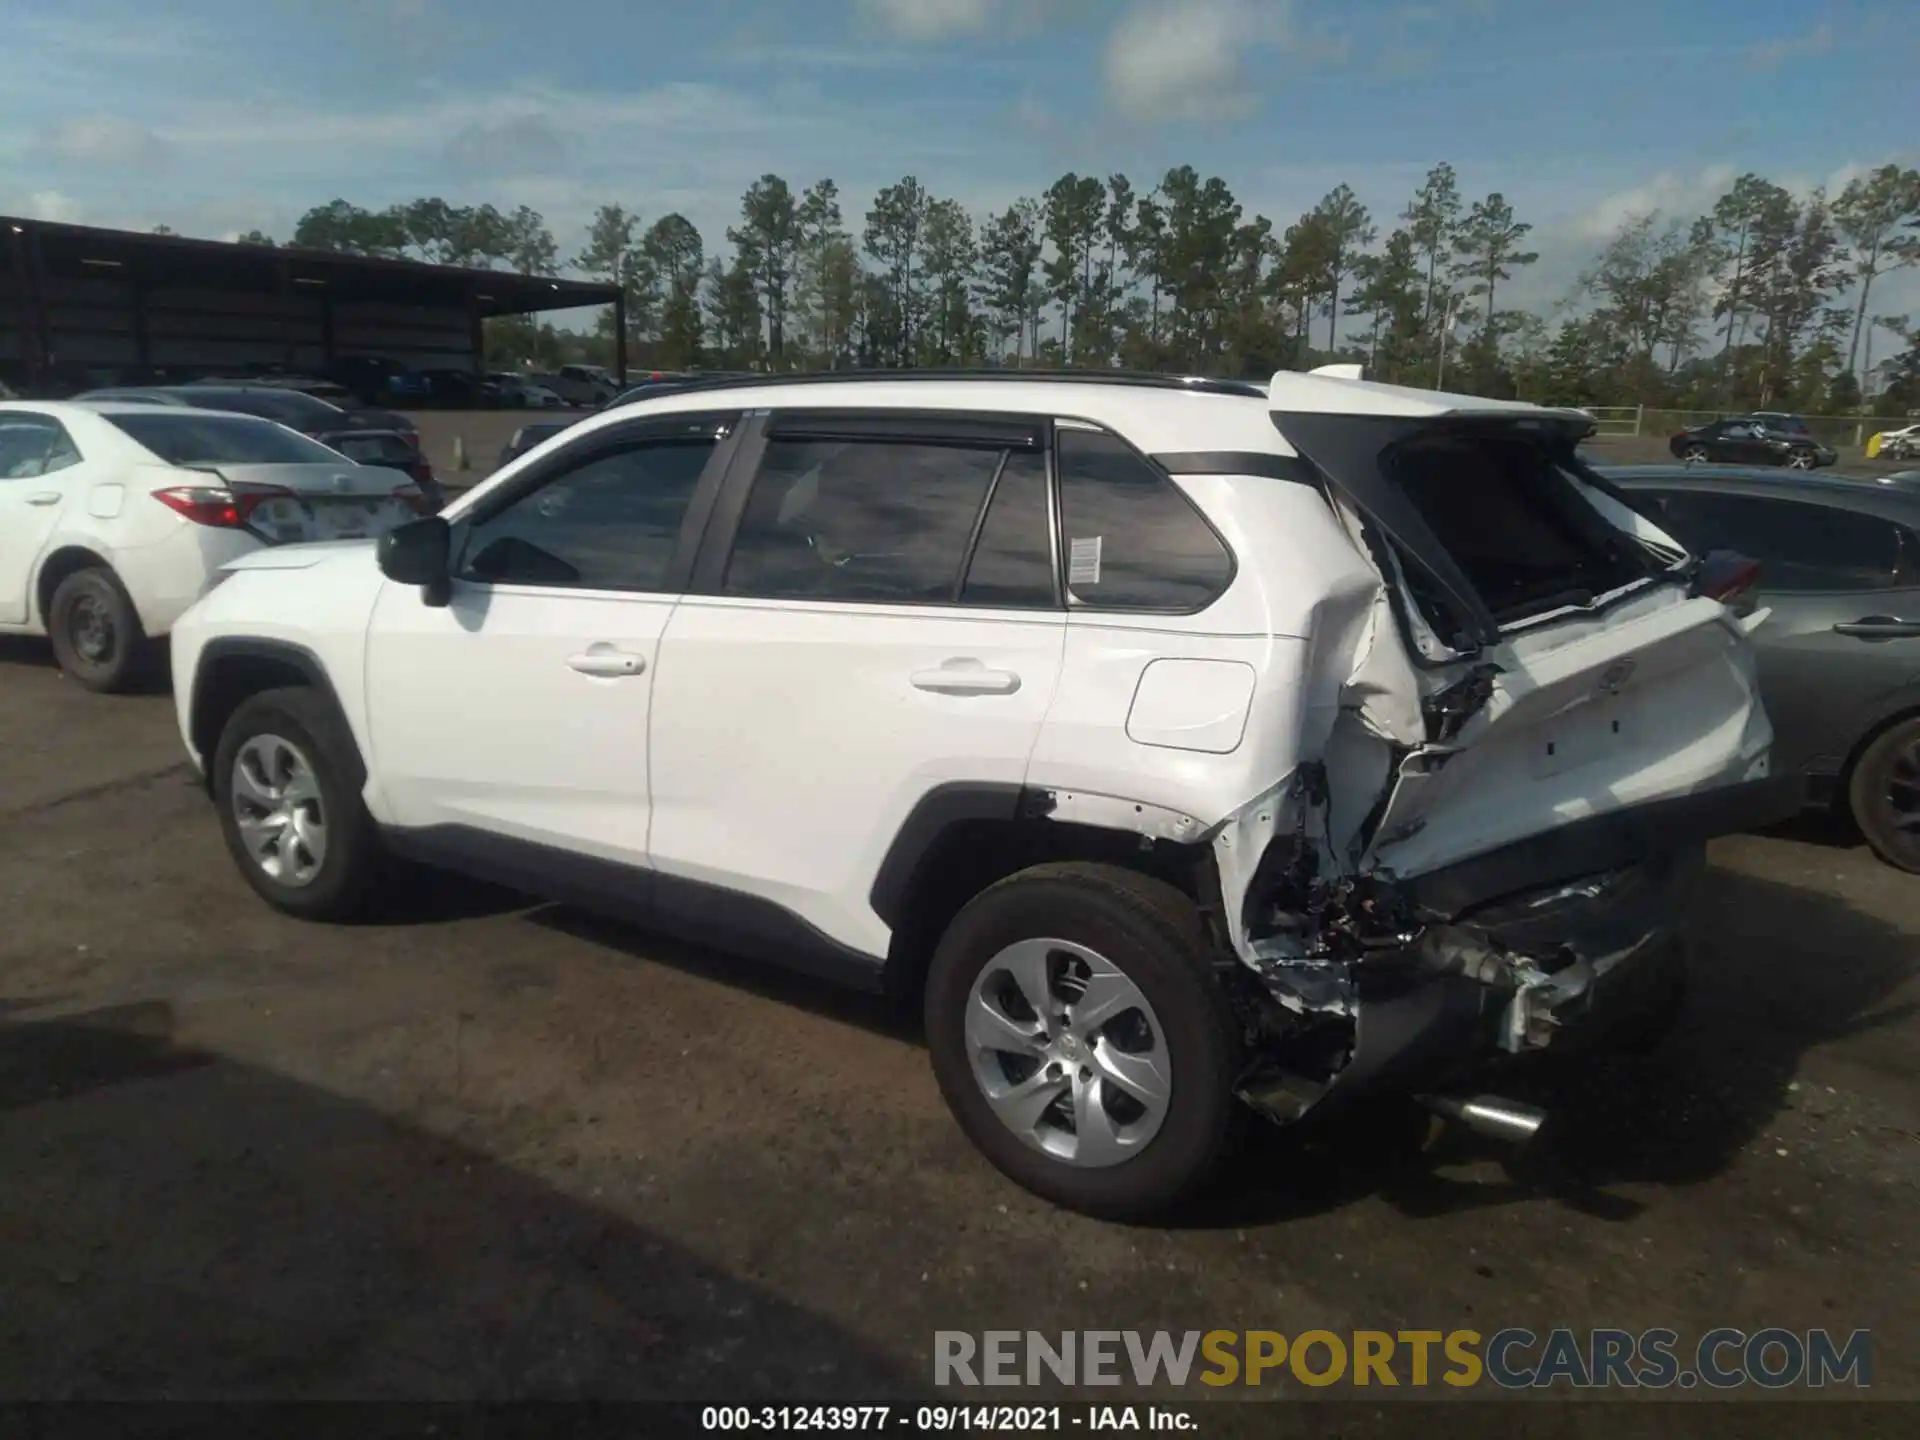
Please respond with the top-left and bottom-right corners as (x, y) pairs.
(1270, 409), (1661, 651)
(1385, 430), (1652, 631)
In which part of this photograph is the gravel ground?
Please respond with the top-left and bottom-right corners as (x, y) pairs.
(0, 639), (1914, 1428)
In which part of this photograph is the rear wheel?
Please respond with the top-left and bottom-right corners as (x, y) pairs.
(212, 686), (387, 919)
(1682, 445), (1710, 464)
(46, 567), (151, 694)
(923, 862), (1242, 1220)
(1849, 716), (1920, 873)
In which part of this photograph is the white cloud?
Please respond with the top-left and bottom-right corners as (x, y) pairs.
(1568, 164), (1738, 240)
(28, 190), (84, 223)
(1102, 0), (1297, 123)
(445, 112), (567, 177)
(1745, 23), (1833, 71)
(858, 0), (997, 40)
(33, 115), (167, 167)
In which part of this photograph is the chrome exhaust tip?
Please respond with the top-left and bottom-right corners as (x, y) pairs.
(1418, 1093), (1547, 1145)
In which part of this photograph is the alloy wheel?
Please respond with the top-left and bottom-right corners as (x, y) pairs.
(1884, 740), (1920, 837)
(1683, 446), (1709, 464)
(963, 938), (1171, 1168)
(230, 733), (328, 887)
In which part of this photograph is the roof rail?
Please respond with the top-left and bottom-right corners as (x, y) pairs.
(604, 368), (1271, 409)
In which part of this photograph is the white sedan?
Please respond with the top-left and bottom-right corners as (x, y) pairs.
(1877, 423), (1920, 460)
(0, 400), (430, 692)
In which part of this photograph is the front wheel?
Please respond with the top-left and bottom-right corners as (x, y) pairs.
(923, 862), (1242, 1220)
(1785, 449), (1817, 470)
(212, 686), (387, 919)
(1682, 445), (1711, 464)
(1848, 717), (1920, 873)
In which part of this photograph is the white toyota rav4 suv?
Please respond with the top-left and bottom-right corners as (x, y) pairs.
(169, 368), (1793, 1218)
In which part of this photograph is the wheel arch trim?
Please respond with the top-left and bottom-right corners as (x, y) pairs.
(189, 637), (368, 793)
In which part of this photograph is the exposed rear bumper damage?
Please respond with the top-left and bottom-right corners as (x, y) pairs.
(1214, 766), (1801, 1126)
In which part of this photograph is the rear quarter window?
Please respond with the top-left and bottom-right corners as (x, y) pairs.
(1055, 427), (1234, 612)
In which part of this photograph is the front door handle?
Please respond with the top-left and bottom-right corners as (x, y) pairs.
(567, 644), (646, 677)
(1832, 617), (1920, 641)
(910, 658), (1021, 695)
(26, 492), (60, 507)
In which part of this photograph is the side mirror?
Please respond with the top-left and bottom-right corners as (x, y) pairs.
(377, 515), (452, 606)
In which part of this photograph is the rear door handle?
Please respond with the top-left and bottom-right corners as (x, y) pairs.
(567, 644), (646, 677)
(26, 492), (60, 506)
(911, 659), (1022, 696)
(1832, 617), (1920, 640)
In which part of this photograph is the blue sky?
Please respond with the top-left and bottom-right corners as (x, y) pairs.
(4, 0), (1916, 319)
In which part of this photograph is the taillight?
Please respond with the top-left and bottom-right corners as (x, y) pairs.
(152, 484), (292, 528)
(1694, 549), (1762, 602)
(391, 482), (432, 515)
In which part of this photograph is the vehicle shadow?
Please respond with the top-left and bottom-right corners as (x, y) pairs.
(459, 861), (1915, 1234)
(0, 999), (923, 1400)
(0, 635), (173, 695)
(1185, 862), (1918, 1228)
(524, 905), (917, 1044)
(0, 635), (56, 670)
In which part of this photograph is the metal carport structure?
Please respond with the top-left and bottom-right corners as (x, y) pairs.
(0, 216), (623, 396)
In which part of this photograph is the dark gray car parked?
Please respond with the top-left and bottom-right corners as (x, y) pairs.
(1604, 464), (1920, 869)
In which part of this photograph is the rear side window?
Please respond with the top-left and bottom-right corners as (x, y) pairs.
(724, 439), (1005, 603)
(960, 449), (1055, 607)
(1055, 428), (1233, 611)
(103, 412), (343, 466)
(0, 414), (82, 477)
(1643, 491), (1907, 592)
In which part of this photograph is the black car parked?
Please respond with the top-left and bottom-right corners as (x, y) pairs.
(1667, 416), (1836, 470)
(1604, 464), (1920, 869)
(73, 383), (442, 509)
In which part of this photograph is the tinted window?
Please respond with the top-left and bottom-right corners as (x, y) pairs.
(1384, 432), (1646, 622)
(457, 437), (713, 591)
(103, 412), (343, 465)
(182, 387), (342, 427)
(1645, 491), (1905, 592)
(1055, 428), (1232, 611)
(0, 415), (82, 477)
(724, 439), (1003, 603)
(960, 449), (1055, 608)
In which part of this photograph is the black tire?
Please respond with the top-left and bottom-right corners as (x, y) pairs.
(1682, 445), (1710, 464)
(1848, 716), (1920, 872)
(46, 567), (152, 694)
(211, 686), (387, 920)
(923, 862), (1242, 1220)
(1785, 449), (1817, 471)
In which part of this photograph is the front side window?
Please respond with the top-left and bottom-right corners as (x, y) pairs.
(723, 438), (1006, 603)
(1055, 427), (1234, 612)
(1642, 491), (1907, 593)
(457, 436), (715, 591)
(104, 411), (342, 466)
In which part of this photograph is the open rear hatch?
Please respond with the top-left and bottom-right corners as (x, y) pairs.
(1265, 373), (1792, 906)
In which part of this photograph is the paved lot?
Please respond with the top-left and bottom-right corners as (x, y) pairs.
(1, 637), (1916, 1418)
